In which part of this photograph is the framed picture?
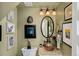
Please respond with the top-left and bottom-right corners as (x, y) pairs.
(0, 25), (2, 41)
(7, 22), (15, 33)
(7, 34), (14, 49)
(7, 10), (14, 21)
(24, 25), (36, 38)
(63, 22), (72, 47)
(64, 3), (72, 21)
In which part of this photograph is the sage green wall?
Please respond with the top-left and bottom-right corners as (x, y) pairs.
(0, 8), (17, 56)
(17, 7), (56, 55)
(0, 2), (19, 20)
(56, 2), (72, 32)
(56, 3), (65, 32)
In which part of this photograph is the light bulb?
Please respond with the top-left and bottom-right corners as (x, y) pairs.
(46, 11), (50, 15)
(40, 11), (44, 16)
(46, 8), (50, 15)
(52, 8), (56, 16)
(52, 11), (56, 16)
(40, 9), (44, 16)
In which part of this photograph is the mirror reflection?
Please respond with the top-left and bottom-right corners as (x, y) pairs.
(41, 16), (54, 38)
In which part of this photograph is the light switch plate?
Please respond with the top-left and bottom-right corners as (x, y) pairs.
(76, 20), (79, 36)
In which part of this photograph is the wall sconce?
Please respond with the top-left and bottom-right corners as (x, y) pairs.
(40, 8), (56, 16)
(40, 9), (44, 16)
(52, 9), (56, 16)
(46, 8), (50, 16)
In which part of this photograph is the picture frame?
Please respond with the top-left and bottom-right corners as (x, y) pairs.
(7, 22), (15, 33)
(7, 34), (14, 49)
(24, 25), (36, 38)
(62, 22), (72, 47)
(0, 25), (2, 41)
(7, 10), (14, 21)
(64, 3), (72, 21)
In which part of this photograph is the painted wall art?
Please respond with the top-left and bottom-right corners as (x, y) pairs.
(0, 25), (2, 41)
(24, 25), (36, 38)
(7, 34), (14, 49)
(7, 22), (15, 33)
(7, 10), (14, 21)
(63, 22), (72, 46)
(64, 3), (72, 21)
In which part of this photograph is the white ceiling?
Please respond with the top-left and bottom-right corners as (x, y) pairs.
(18, 2), (61, 8)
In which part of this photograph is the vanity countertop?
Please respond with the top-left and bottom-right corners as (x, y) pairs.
(38, 47), (62, 56)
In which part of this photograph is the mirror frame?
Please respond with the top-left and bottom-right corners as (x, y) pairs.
(41, 16), (54, 38)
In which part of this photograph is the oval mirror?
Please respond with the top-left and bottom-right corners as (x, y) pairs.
(41, 16), (54, 38)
